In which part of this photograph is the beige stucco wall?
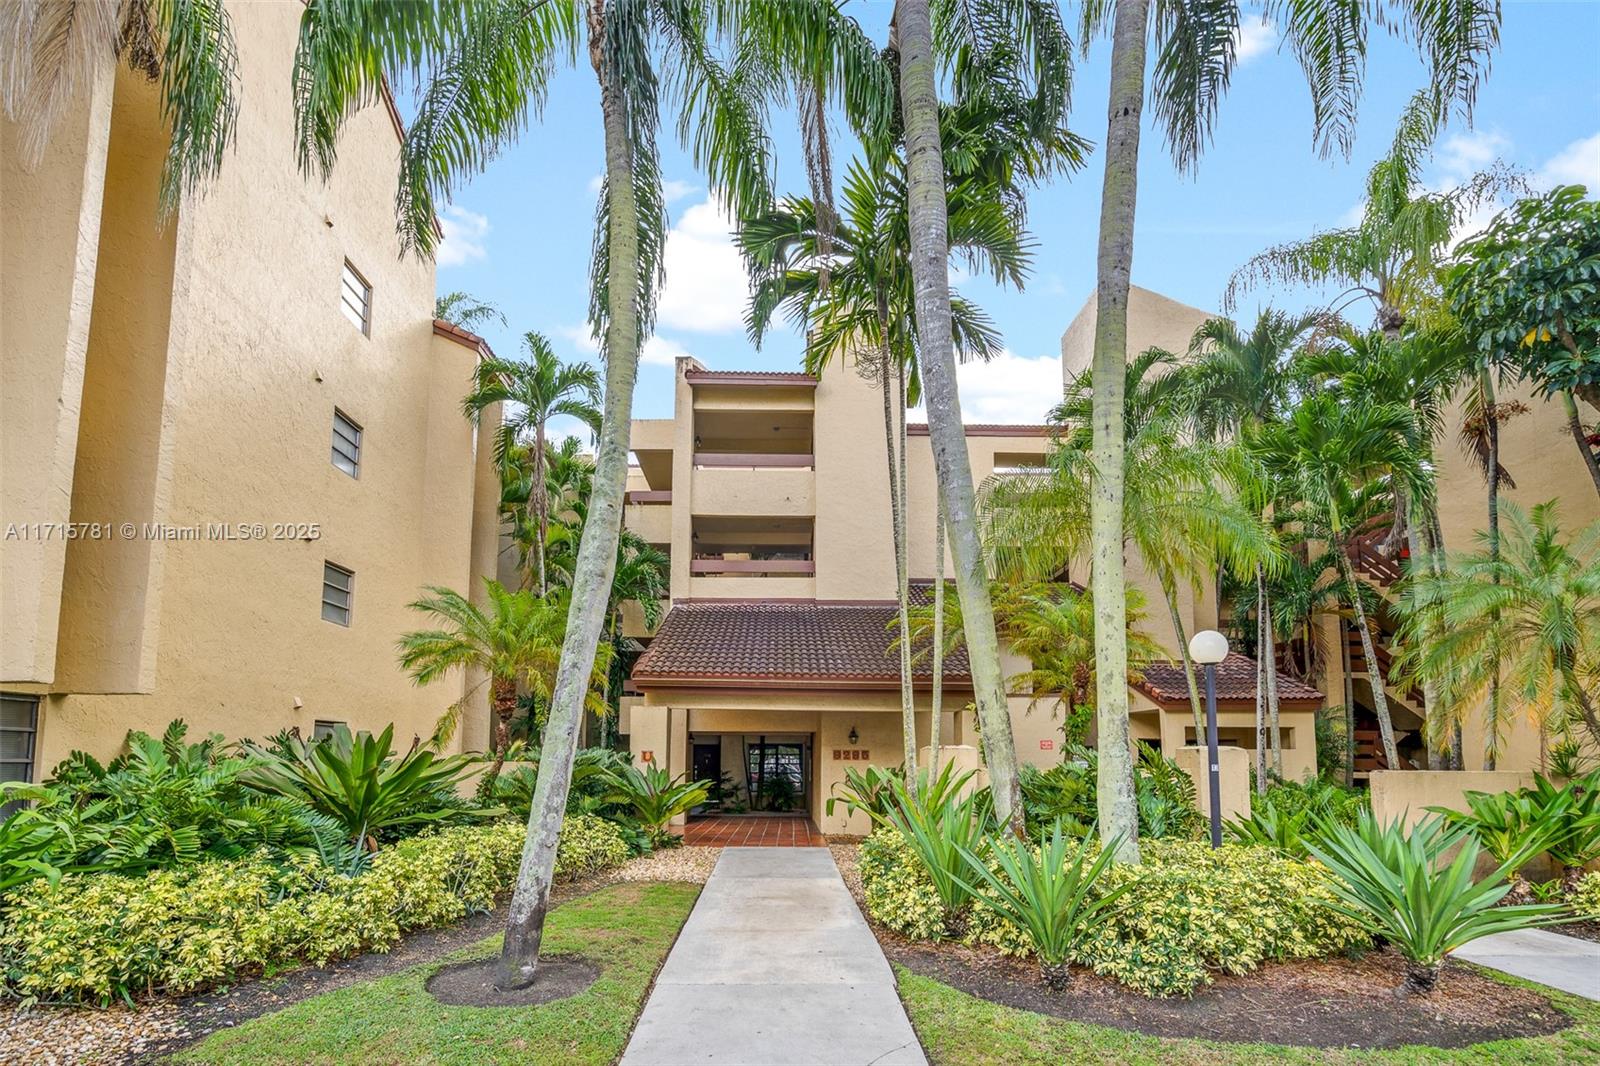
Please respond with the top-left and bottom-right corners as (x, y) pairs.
(1370, 770), (1536, 830)
(1059, 285), (1216, 380)
(2, 2), (496, 775)
(1172, 745), (1252, 823)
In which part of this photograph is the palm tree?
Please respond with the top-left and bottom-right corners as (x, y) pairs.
(291, 0), (775, 990)
(743, 153), (1029, 792)
(1006, 584), (1166, 747)
(1399, 501), (1600, 757)
(463, 334), (603, 594)
(435, 291), (507, 332)
(983, 347), (1279, 741)
(1076, 0), (1501, 859)
(598, 531), (668, 746)
(1249, 392), (1431, 769)
(892, 0), (1080, 838)
(1225, 90), (1525, 338)
(2, 0), (240, 213)
(397, 581), (608, 783)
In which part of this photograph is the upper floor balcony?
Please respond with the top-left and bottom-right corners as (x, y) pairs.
(690, 405), (815, 516)
(624, 488), (673, 543)
(688, 516), (814, 599)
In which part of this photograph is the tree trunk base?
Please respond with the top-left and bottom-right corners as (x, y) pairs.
(1040, 960), (1072, 991)
(1402, 960), (1442, 996)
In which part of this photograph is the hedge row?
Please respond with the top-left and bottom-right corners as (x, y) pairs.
(860, 830), (1369, 996)
(1, 815), (629, 1003)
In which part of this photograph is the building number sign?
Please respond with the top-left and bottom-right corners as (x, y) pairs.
(832, 749), (871, 761)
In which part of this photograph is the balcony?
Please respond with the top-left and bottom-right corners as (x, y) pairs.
(692, 462), (813, 516)
(689, 516), (814, 599)
(624, 489), (672, 543)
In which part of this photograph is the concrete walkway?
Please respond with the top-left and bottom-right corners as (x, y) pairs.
(621, 847), (927, 1065)
(1453, 928), (1600, 1000)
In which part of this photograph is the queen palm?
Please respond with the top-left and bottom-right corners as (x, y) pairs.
(463, 334), (602, 594)
(1249, 392), (1431, 769)
(2, 0), (240, 213)
(397, 581), (609, 783)
(1068, 0), (1500, 859)
(435, 291), (507, 332)
(743, 152), (1028, 789)
(983, 348), (1278, 740)
(1225, 90), (1525, 337)
(1400, 501), (1600, 757)
(292, 0), (775, 989)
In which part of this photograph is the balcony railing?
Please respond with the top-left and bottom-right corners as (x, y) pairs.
(625, 490), (672, 504)
(693, 452), (813, 469)
(691, 558), (815, 576)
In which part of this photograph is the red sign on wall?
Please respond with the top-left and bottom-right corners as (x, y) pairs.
(1039, 739), (1054, 750)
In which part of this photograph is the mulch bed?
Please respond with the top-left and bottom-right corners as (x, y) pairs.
(1558, 918), (1600, 944)
(425, 955), (598, 1007)
(886, 937), (1573, 1050)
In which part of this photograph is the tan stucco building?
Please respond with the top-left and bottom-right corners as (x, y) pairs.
(2, 2), (501, 781)
(619, 340), (1322, 835)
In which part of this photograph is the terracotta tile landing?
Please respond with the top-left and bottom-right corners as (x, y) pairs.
(679, 815), (826, 847)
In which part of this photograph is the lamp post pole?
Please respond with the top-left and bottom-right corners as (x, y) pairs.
(1205, 661), (1222, 848)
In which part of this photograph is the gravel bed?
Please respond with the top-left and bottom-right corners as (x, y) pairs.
(830, 842), (864, 904)
(0, 847), (722, 1065)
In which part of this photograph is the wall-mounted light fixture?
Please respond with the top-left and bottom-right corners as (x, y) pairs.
(848, 725), (859, 745)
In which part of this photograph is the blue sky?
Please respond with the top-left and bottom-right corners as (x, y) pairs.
(420, 1), (1600, 438)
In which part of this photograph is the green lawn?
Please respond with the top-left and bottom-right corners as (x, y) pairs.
(173, 882), (698, 1065)
(896, 966), (1600, 1065)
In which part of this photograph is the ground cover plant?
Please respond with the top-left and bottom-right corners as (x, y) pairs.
(167, 881), (698, 1065)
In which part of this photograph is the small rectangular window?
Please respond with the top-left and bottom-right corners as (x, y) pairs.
(322, 562), (354, 626)
(312, 719), (346, 741)
(331, 409), (362, 477)
(340, 260), (371, 336)
(2, 694), (39, 814)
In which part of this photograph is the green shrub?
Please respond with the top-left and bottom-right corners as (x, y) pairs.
(1014, 744), (1201, 840)
(1307, 812), (1567, 993)
(858, 831), (1368, 997)
(1571, 870), (1600, 919)
(883, 766), (991, 935)
(602, 765), (711, 845)
(0, 816), (628, 1004)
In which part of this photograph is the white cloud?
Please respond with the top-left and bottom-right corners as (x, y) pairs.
(586, 173), (604, 196)
(436, 205), (490, 268)
(557, 323), (697, 368)
(662, 179), (699, 203)
(1234, 16), (1278, 64)
(908, 349), (1062, 425)
(656, 197), (748, 333)
(1538, 132), (1600, 191)
(1436, 129), (1512, 181)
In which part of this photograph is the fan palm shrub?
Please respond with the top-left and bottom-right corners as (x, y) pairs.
(242, 724), (487, 851)
(602, 765), (710, 846)
(1305, 812), (1569, 993)
(956, 821), (1127, 989)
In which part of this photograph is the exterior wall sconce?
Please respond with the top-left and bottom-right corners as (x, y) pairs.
(848, 726), (859, 745)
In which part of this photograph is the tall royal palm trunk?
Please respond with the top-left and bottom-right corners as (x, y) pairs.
(876, 323), (917, 791)
(1160, 573), (1204, 739)
(533, 421), (549, 594)
(497, 9), (640, 989)
(1262, 585), (1282, 777)
(1481, 369), (1501, 770)
(1338, 547), (1400, 769)
(930, 487), (945, 775)
(1083, 0), (1150, 861)
(896, 0), (1022, 834)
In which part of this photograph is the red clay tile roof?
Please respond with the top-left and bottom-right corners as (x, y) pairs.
(683, 370), (819, 386)
(432, 318), (496, 358)
(1134, 653), (1323, 706)
(631, 600), (972, 689)
(906, 423), (1052, 437)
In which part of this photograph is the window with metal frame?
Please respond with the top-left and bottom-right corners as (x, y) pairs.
(312, 719), (346, 741)
(339, 260), (371, 335)
(2, 694), (39, 815)
(321, 561), (354, 626)
(331, 408), (362, 477)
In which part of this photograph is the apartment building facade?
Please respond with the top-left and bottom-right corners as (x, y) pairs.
(619, 345), (1320, 835)
(1, 2), (501, 782)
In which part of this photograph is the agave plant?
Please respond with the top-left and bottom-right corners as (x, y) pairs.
(602, 765), (710, 845)
(1306, 812), (1569, 993)
(1525, 770), (1600, 884)
(956, 821), (1128, 989)
(883, 766), (992, 937)
(242, 724), (489, 850)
